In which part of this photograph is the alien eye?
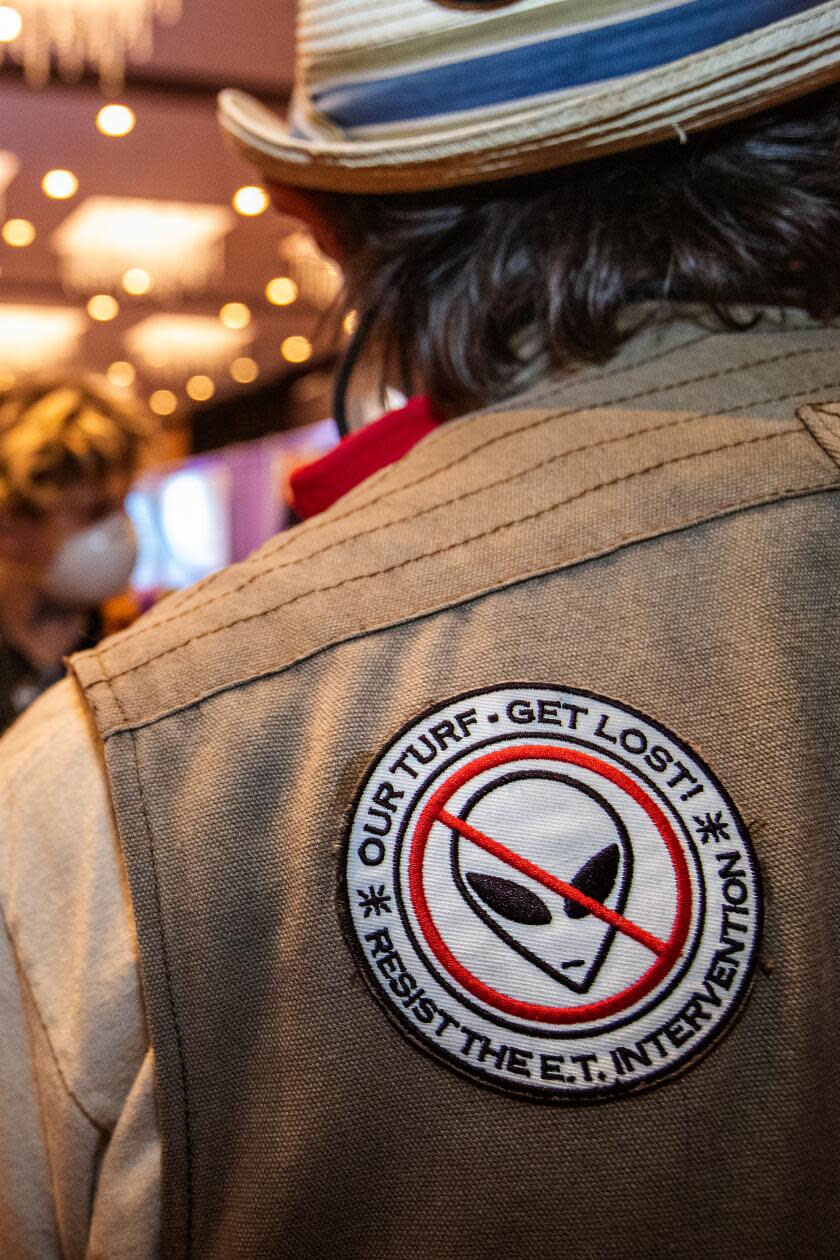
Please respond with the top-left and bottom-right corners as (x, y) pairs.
(466, 872), (552, 925)
(565, 844), (620, 919)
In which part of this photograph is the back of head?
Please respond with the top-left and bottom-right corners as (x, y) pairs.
(0, 378), (147, 522)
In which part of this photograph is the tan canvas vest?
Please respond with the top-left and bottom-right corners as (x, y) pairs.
(73, 315), (840, 1259)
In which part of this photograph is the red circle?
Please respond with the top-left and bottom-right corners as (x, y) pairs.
(406, 744), (693, 1024)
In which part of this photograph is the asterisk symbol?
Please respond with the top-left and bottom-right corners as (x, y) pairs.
(693, 811), (731, 844)
(357, 884), (393, 918)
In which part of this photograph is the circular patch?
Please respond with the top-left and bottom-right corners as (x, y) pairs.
(340, 685), (762, 1100)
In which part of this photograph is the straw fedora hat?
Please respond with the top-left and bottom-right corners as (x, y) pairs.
(219, 0), (840, 193)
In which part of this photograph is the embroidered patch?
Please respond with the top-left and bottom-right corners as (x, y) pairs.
(340, 686), (762, 1100)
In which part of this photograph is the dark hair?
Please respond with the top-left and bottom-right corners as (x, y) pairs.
(337, 86), (840, 415)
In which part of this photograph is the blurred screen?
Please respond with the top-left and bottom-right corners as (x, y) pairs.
(126, 417), (339, 594)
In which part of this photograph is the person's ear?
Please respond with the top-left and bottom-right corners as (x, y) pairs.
(266, 182), (355, 265)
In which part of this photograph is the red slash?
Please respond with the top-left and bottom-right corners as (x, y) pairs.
(439, 808), (668, 957)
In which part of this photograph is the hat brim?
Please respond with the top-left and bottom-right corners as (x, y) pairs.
(219, 2), (840, 194)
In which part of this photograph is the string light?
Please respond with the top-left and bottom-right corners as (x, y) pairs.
(343, 309), (359, 336)
(149, 388), (177, 417)
(106, 360), (135, 388)
(185, 374), (214, 402)
(96, 104), (135, 137)
(232, 185), (269, 217)
(2, 218), (35, 247)
(42, 168), (78, 199)
(0, 7), (22, 42)
(265, 276), (297, 306)
(281, 335), (312, 365)
(230, 356), (258, 384)
(219, 301), (250, 330)
(87, 293), (119, 321)
(122, 266), (153, 295)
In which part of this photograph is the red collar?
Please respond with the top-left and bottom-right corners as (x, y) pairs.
(289, 395), (444, 520)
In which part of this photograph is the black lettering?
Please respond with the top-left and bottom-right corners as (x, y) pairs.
(620, 727), (648, 756)
(681, 783), (704, 801)
(644, 744), (674, 773)
(663, 1016), (693, 1049)
(594, 713), (618, 743)
(540, 1053), (567, 1081)
(680, 996), (714, 1032)
(716, 851), (745, 880)
(461, 1027), (483, 1058)
(413, 998), (437, 1025)
(454, 708), (479, 738)
(610, 1049), (627, 1076)
(507, 699), (535, 724)
(562, 702), (589, 730)
(376, 951), (402, 978)
(363, 809), (393, 837)
(476, 1036), (508, 1071)
(410, 735), (439, 765)
(372, 781), (404, 813)
(667, 760), (697, 790)
(388, 748), (419, 780)
(618, 1043), (652, 1073)
(365, 928), (393, 956)
(570, 1051), (599, 1082)
(722, 906), (750, 939)
(639, 1031), (669, 1061)
(435, 1010), (459, 1039)
(429, 720), (460, 752)
(537, 699), (564, 726)
(723, 876), (748, 906)
(713, 936), (745, 965)
(506, 1048), (533, 1077)
(390, 971), (416, 999)
(358, 837), (386, 866)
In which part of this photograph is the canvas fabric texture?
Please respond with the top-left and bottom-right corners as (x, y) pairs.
(72, 314), (840, 1259)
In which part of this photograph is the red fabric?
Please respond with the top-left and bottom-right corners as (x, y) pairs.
(289, 395), (443, 520)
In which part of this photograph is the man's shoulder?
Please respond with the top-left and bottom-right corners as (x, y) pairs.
(72, 326), (840, 738)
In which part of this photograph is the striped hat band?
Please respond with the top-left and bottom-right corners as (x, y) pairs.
(218, 0), (840, 192)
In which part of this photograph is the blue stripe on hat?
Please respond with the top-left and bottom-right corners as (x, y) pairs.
(308, 0), (826, 130)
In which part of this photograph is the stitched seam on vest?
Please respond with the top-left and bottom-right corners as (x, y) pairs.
(90, 425), (808, 690)
(797, 402), (840, 470)
(96, 477), (838, 738)
(112, 338), (840, 641)
(0, 901), (111, 1136)
(103, 345), (840, 660)
(106, 683), (194, 1254)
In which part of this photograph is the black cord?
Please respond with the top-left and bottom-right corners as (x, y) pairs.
(332, 305), (379, 438)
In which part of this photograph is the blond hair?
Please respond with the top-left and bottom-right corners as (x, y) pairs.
(0, 379), (148, 518)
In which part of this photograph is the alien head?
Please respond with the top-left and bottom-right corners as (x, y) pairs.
(451, 769), (633, 994)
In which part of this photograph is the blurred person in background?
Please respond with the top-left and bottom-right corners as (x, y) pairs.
(1, 2), (840, 1258)
(0, 380), (144, 734)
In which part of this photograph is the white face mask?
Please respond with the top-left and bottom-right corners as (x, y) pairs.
(43, 510), (138, 606)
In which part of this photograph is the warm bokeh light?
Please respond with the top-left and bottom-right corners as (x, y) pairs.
(0, 7), (22, 42)
(343, 309), (359, 336)
(87, 293), (120, 321)
(232, 185), (269, 217)
(106, 360), (136, 388)
(2, 218), (35, 247)
(149, 388), (177, 417)
(219, 301), (250, 330)
(0, 368), (15, 391)
(185, 374), (215, 402)
(230, 356), (258, 384)
(265, 275), (298, 306)
(42, 168), (78, 200)
(96, 104), (136, 137)
(281, 335), (312, 365)
(122, 266), (153, 295)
